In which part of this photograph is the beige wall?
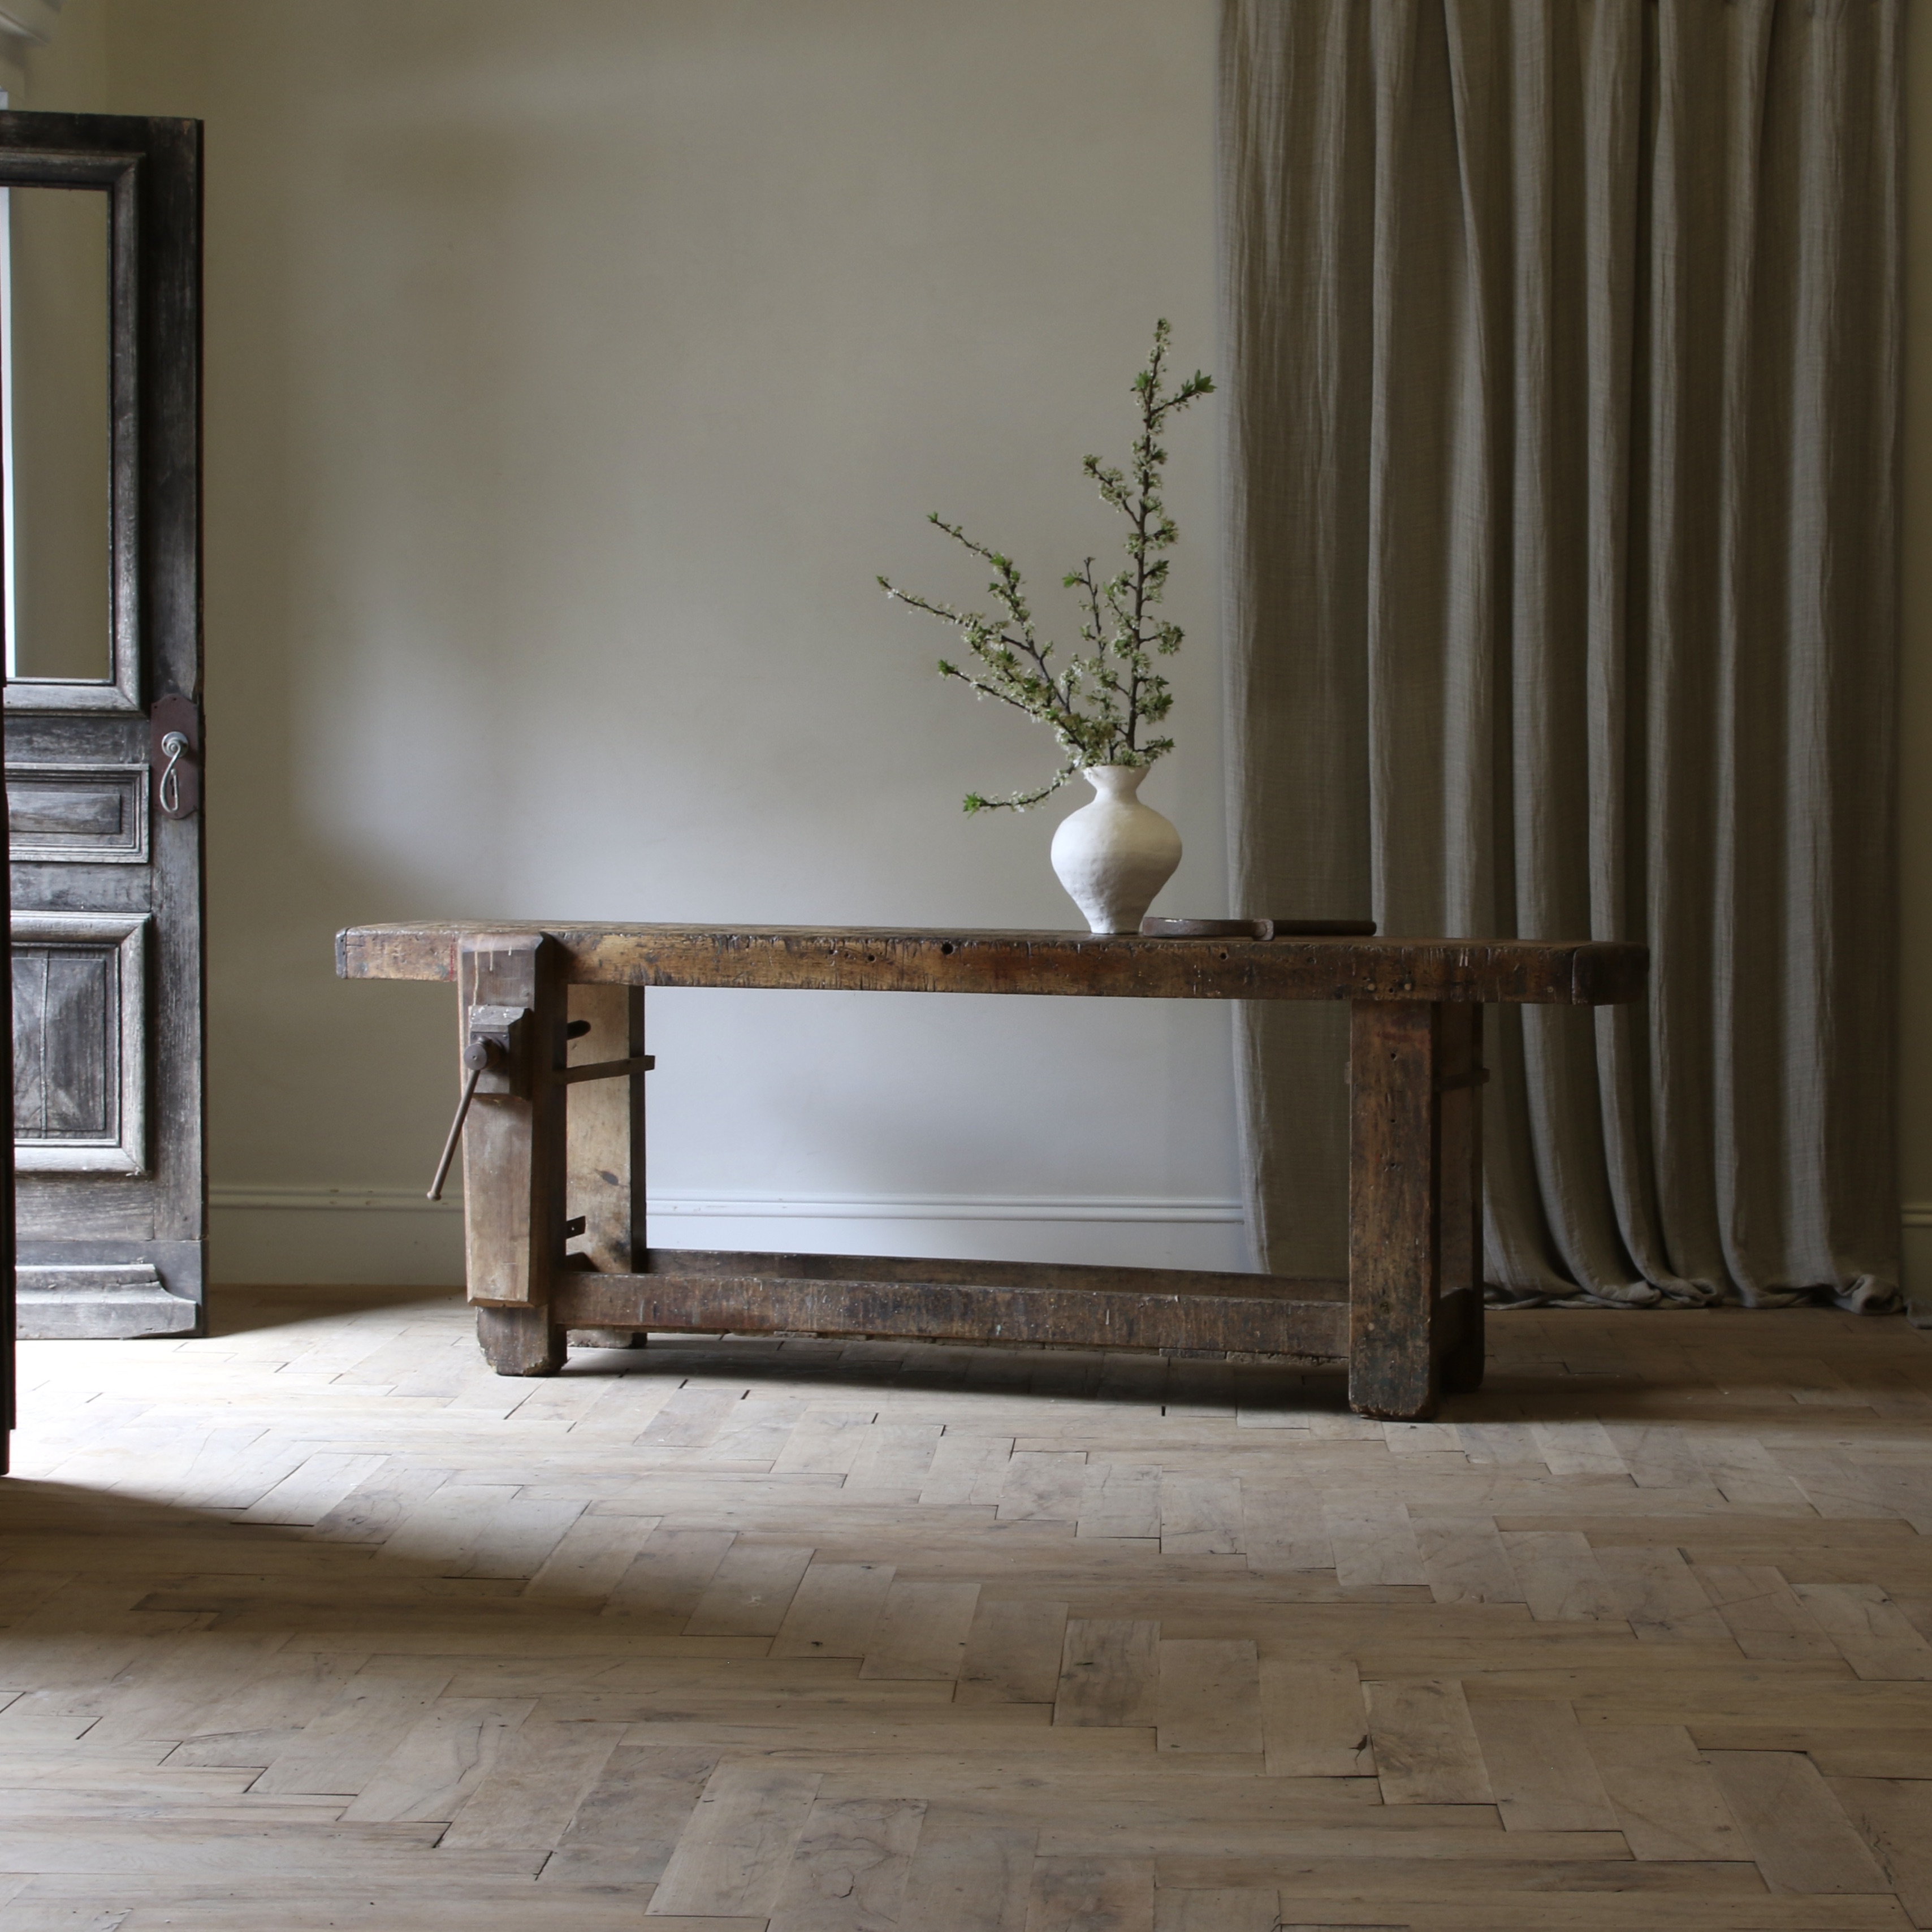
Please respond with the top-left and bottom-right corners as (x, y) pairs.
(19, 0), (1239, 1283)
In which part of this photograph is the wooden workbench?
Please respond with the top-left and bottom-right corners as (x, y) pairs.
(336, 923), (1647, 1420)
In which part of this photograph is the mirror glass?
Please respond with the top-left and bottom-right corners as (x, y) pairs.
(4, 185), (113, 685)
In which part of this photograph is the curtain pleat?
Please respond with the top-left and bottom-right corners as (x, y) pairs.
(1220, 0), (1899, 1311)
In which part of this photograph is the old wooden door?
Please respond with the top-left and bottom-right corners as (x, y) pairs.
(1, 113), (203, 1339)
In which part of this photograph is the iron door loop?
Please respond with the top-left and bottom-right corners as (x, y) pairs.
(158, 733), (189, 815)
(149, 694), (201, 820)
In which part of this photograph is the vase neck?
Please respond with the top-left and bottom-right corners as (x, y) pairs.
(1082, 763), (1148, 801)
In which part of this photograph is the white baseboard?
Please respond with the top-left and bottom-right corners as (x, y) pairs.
(206, 1190), (1932, 1290)
(208, 1184), (1250, 1285)
(210, 1186), (1244, 1224)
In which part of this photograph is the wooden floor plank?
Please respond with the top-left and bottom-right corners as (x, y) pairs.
(1532, 1422), (1629, 1480)
(1580, 1722), (1748, 1862)
(340, 1696), (531, 1823)
(857, 1581), (980, 1682)
(1704, 1749), (1892, 1894)
(918, 1435), (1015, 1506)
(522, 1511), (662, 1606)
(544, 1744), (719, 1887)
(766, 1792), (925, 1932)
(1414, 1517), (1524, 1607)
(845, 1424), (943, 1495)
(1054, 1619), (1160, 1729)
(1171, 1853), (1758, 1894)
(603, 1527), (737, 1621)
(1501, 1529), (1623, 1623)
(1151, 1889), (1280, 1932)
(958, 1599), (1069, 1706)
(895, 1803), (1036, 1932)
(1155, 1640), (1262, 1756)
(249, 1663), (455, 1797)
(771, 1561), (898, 1662)
(1160, 1476), (1243, 1558)
(1694, 1564), (1840, 1663)
(637, 1389), (745, 1451)
(1078, 1465), (1162, 1542)
(1792, 1584), (1932, 1682)
(999, 1453), (1090, 1525)
(1689, 1434), (1814, 1512)
(1362, 1679), (1494, 1805)
(644, 1761), (823, 1916)
(237, 1453), (391, 1528)
(1828, 1777), (1932, 1929)
(1026, 1855), (1155, 1932)
(1236, 1482), (1329, 1574)
(1324, 1498), (1427, 1588)
(1594, 1546), (1734, 1645)
(683, 1543), (816, 1637)
(438, 1718), (625, 1851)
(1463, 1698), (1618, 1833)
(1259, 1658), (1373, 1777)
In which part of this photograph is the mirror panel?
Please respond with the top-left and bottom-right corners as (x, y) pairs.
(3, 184), (113, 685)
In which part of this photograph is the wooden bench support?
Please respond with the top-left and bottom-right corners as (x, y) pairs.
(561, 979), (647, 1352)
(1348, 1000), (1485, 1419)
(459, 932), (569, 1376)
(476, 1303), (564, 1377)
(552, 1250), (1351, 1361)
(461, 981), (1489, 1413)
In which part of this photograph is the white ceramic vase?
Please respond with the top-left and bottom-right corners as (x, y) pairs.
(1049, 764), (1182, 935)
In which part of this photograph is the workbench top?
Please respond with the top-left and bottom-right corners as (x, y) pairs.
(337, 920), (1646, 1005)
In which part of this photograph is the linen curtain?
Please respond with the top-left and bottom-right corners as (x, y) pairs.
(1220, 0), (1899, 1309)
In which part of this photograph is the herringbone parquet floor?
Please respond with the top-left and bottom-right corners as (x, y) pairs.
(1, 1289), (1931, 1929)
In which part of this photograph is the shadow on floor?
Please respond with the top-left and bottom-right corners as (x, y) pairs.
(196, 1285), (1916, 1424)
(0, 1474), (628, 1633)
(205, 1283), (462, 1339)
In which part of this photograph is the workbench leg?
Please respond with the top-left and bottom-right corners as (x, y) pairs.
(565, 982), (647, 1351)
(1436, 1004), (1485, 1395)
(1348, 1000), (1486, 1419)
(459, 932), (569, 1377)
(477, 1304), (566, 1377)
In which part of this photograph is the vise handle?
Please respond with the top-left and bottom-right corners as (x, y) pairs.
(427, 1004), (529, 1201)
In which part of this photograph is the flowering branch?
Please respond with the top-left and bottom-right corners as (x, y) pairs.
(878, 319), (1213, 812)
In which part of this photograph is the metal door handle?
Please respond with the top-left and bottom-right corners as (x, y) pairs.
(157, 731), (191, 816)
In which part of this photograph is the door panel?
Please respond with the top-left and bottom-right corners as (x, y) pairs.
(7, 765), (149, 863)
(12, 910), (146, 1173)
(1, 113), (203, 1339)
